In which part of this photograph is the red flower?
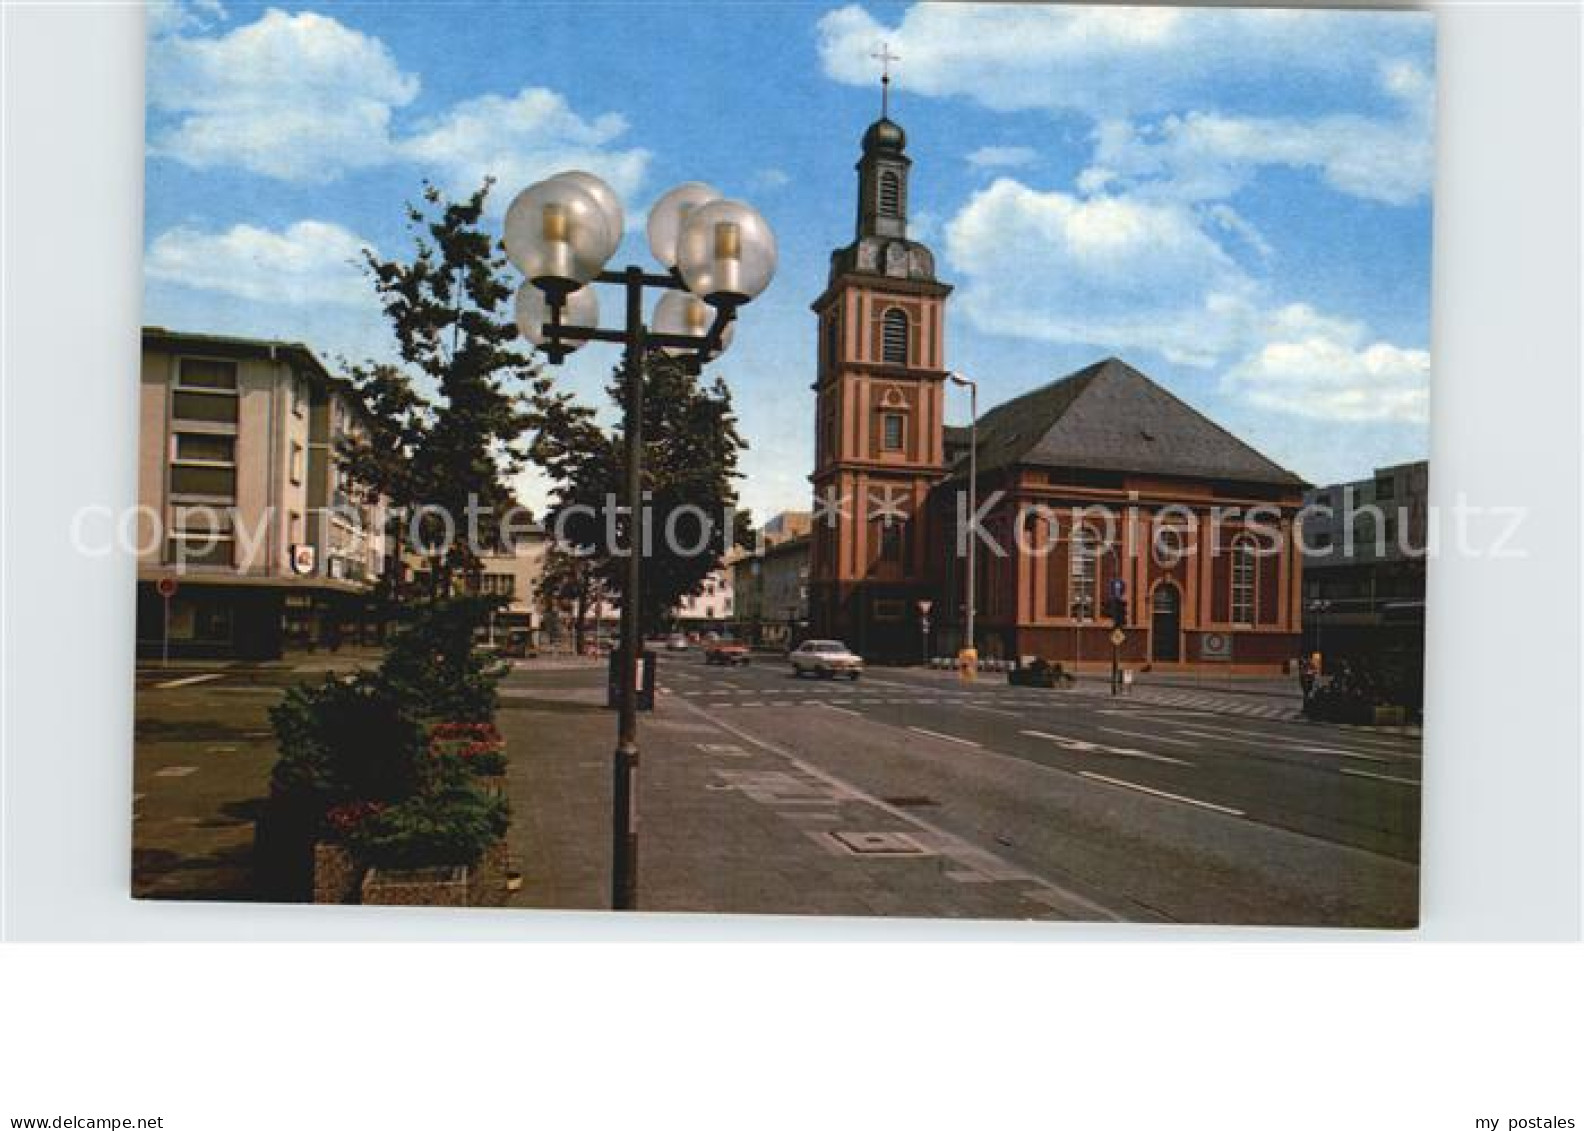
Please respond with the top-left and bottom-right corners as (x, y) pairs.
(325, 800), (385, 836)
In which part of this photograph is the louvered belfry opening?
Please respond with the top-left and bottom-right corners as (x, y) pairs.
(881, 308), (908, 364)
(878, 169), (901, 217)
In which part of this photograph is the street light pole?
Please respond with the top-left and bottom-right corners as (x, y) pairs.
(507, 173), (776, 911)
(612, 265), (645, 910)
(948, 372), (978, 677)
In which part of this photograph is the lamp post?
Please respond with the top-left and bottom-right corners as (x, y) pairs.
(506, 172), (776, 910)
(947, 372), (978, 680)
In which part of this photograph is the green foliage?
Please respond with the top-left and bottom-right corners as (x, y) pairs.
(378, 596), (505, 723)
(535, 349), (754, 634)
(349, 775), (510, 870)
(336, 180), (539, 594)
(267, 675), (427, 810)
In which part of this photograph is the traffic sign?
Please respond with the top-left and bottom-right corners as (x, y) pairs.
(917, 599), (934, 616)
(1108, 578), (1126, 600)
(1110, 628), (1126, 647)
(155, 576), (178, 598)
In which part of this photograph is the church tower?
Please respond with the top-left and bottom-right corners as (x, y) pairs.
(808, 100), (952, 658)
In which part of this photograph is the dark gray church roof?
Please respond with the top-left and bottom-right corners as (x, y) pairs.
(953, 357), (1306, 488)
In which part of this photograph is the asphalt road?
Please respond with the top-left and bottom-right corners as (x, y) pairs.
(654, 648), (1421, 927)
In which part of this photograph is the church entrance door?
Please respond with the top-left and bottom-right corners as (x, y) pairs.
(1151, 583), (1182, 663)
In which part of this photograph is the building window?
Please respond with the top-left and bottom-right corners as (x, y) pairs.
(1231, 536), (1256, 625)
(881, 308), (909, 365)
(172, 357), (240, 425)
(1375, 476), (1395, 501)
(169, 464), (237, 498)
(167, 506), (234, 567)
(172, 433), (234, 465)
(824, 315), (840, 371)
(176, 358), (238, 391)
(289, 441), (304, 486)
(878, 170), (901, 217)
(1069, 525), (1099, 620)
(881, 411), (905, 450)
(480, 573), (515, 598)
(292, 373), (308, 416)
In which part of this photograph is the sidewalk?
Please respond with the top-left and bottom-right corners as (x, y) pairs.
(495, 686), (1111, 920)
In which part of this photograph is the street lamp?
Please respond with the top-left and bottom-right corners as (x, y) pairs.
(506, 170), (776, 911)
(947, 371), (978, 681)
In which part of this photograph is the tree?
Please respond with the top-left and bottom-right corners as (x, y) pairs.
(338, 180), (538, 599)
(534, 349), (753, 636)
(534, 541), (606, 654)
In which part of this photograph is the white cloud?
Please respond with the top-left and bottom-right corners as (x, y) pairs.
(147, 0), (228, 37)
(752, 167), (792, 191)
(1082, 63), (1434, 207)
(966, 145), (1038, 170)
(148, 8), (418, 180)
(147, 10), (651, 200)
(944, 178), (1256, 367)
(146, 220), (374, 306)
(399, 88), (650, 205)
(945, 180), (1429, 421)
(818, 4), (1431, 118)
(1224, 305), (1430, 423)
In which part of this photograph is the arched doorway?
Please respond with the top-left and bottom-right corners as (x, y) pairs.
(1151, 583), (1182, 663)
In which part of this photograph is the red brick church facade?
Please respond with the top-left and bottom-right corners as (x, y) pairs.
(808, 111), (1307, 672)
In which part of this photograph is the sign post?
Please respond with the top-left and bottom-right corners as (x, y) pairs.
(155, 576), (179, 668)
(917, 599), (933, 666)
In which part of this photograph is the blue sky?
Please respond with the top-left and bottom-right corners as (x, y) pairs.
(143, 1), (1435, 520)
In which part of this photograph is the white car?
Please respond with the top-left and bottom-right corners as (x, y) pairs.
(790, 639), (864, 680)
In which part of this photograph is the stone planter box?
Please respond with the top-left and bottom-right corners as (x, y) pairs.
(476, 773), (507, 797)
(312, 842), (363, 905)
(467, 839), (512, 907)
(361, 865), (471, 906)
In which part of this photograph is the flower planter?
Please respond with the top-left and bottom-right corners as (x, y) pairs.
(361, 865), (471, 906)
(466, 839), (512, 907)
(477, 773), (507, 797)
(312, 842), (363, 905)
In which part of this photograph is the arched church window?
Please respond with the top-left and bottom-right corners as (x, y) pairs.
(1231, 535), (1257, 625)
(824, 314), (840, 371)
(878, 170), (901, 217)
(881, 308), (909, 365)
(1069, 525), (1099, 620)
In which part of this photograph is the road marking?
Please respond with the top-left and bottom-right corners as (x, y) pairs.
(678, 700), (1128, 922)
(1174, 727), (1372, 759)
(155, 673), (225, 689)
(1019, 729), (1192, 767)
(907, 726), (982, 748)
(1098, 726), (1200, 749)
(1167, 718), (1417, 757)
(1078, 772), (1245, 817)
(154, 766), (199, 778)
(822, 704), (862, 717)
(1340, 767), (1420, 788)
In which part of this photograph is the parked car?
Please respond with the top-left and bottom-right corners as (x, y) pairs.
(666, 633), (690, 651)
(705, 641), (751, 666)
(790, 639), (864, 680)
(500, 628), (535, 658)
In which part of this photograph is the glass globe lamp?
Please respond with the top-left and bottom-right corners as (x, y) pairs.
(515, 281), (599, 354)
(653, 290), (734, 360)
(504, 177), (618, 297)
(549, 171), (625, 248)
(675, 199), (777, 307)
(646, 182), (721, 270)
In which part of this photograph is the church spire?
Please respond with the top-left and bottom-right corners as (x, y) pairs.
(871, 41), (900, 119)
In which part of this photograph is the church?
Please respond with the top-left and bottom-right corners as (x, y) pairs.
(806, 104), (1309, 673)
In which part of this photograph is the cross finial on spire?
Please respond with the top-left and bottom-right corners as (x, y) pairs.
(871, 41), (900, 118)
